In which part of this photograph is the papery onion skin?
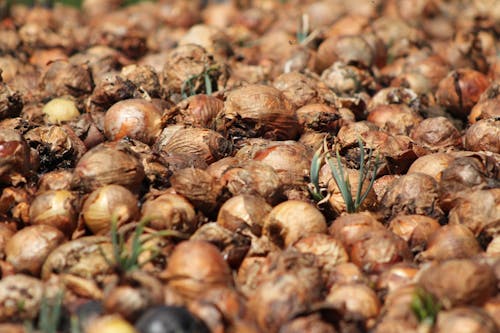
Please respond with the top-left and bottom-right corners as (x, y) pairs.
(81, 184), (139, 235)
(104, 99), (163, 145)
(215, 84), (300, 141)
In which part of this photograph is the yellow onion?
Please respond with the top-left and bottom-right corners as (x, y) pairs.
(85, 315), (137, 333)
(263, 200), (327, 248)
(42, 97), (80, 124)
(29, 189), (79, 236)
(326, 262), (368, 288)
(81, 184), (139, 235)
(464, 118), (500, 154)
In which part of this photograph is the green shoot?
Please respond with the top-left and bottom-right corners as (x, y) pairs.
(411, 287), (440, 325)
(296, 14), (310, 44)
(181, 65), (219, 99)
(308, 137), (380, 213)
(308, 144), (325, 201)
(24, 290), (65, 333)
(101, 216), (189, 274)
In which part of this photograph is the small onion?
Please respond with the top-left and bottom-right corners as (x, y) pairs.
(416, 224), (482, 262)
(81, 184), (139, 235)
(141, 193), (196, 233)
(72, 142), (145, 193)
(434, 307), (498, 333)
(388, 214), (441, 253)
(85, 315), (137, 333)
(0, 274), (44, 321)
(326, 283), (381, 322)
(464, 118), (500, 154)
(5, 225), (65, 276)
(29, 189), (79, 236)
(42, 97), (80, 124)
(436, 69), (490, 120)
(417, 259), (497, 309)
(104, 99), (163, 145)
(215, 84), (299, 140)
(407, 153), (455, 181)
(161, 240), (233, 300)
(216, 194), (272, 237)
(262, 200), (327, 248)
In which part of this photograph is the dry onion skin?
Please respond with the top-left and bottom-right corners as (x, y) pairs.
(215, 84), (300, 141)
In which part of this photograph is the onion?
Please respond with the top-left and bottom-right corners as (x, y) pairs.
(217, 194), (271, 237)
(29, 189), (79, 236)
(104, 99), (163, 145)
(72, 141), (145, 193)
(0, 128), (31, 185)
(417, 259), (497, 309)
(42, 97), (80, 124)
(81, 184), (139, 235)
(215, 84), (299, 141)
(157, 127), (232, 165)
(435, 69), (490, 120)
(141, 193), (196, 233)
(434, 307), (498, 333)
(5, 225), (65, 276)
(416, 224), (482, 262)
(161, 240), (233, 301)
(464, 118), (500, 154)
(262, 200), (327, 248)
(388, 214), (441, 252)
(326, 283), (381, 322)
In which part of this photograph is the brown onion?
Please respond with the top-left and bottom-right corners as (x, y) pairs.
(407, 153), (455, 181)
(436, 69), (490, 120)
(262, 200), (327, 248)
(416, 224), (482, 262)
(0, 128), (31, 185)
(104, 98), (163, 145)
(29, 189), (79, 236)
(464, 118), (500, 154)
(325, 283), (381, 322)
(349, 228), (412, 274)
(388, 215), (441, 253)
(141, 193), (196, 233)
(367, 104), (422, 136)
(162, 240), (233, 301)
(215, 84), (299, 140)
(5, 225), (65, 276)
(417, 259), (497, 309)
(81, 184), (139, 235)
(0, 274), (44, 321)
(216, 194), (271, 237)
(434, 307), (498, 333)
(381, 173), (443, 222)
(72, 142), (145, 193)
(156, 127), (232, 165)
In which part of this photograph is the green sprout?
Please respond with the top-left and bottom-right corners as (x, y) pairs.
(24, 290), (65, 333)
(296, 13), (310, 44)
(100, 216), (188, 274)
(308, 137), (380, 213)
(411, 287), (440, 325)
(180, 65), (219, 99)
